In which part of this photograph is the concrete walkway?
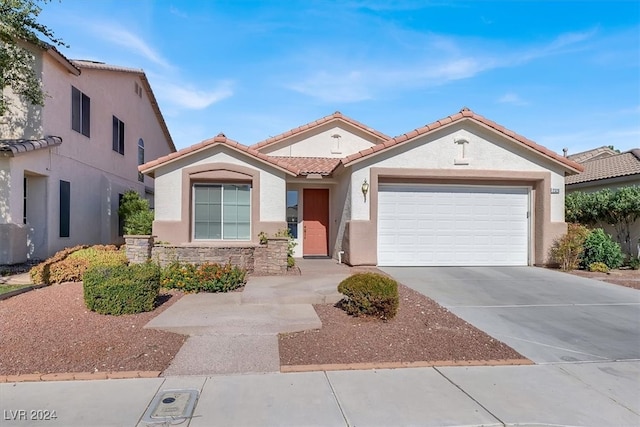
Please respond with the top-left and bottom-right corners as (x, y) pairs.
(146, 258), (352, 376)
(1, 361), (638, 426)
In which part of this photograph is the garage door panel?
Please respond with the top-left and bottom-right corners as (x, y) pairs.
(378, 185), (529, 266)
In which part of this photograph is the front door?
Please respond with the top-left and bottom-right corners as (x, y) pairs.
(303, 188), (329, 256)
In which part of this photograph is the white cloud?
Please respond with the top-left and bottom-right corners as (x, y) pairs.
(90, 24), (173, 69)
(498, 92), (528, 106)
(156, 81), (234, 110)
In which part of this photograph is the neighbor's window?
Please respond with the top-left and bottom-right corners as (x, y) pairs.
(193, 184), (251, 240)
(71, 86), (90, 137)
(138, 138), (144, 182)
(112, 116), (125, 155)
(60, 180), (70, 237)
(286, 190), (298, 238)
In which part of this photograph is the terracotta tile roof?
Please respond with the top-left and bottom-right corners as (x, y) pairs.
(342, 107), (584, 173)
(139, 133), (300, 177)
(567, 146), (618, 163)
(72, 60), (176, 153)
(250, 111), (390, 151)
(565, 149), (640, 185)
(0, 136), (62, 157)
(269, 156), (342, 176)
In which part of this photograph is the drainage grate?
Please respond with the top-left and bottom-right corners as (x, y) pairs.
(141, 389), (199, 425)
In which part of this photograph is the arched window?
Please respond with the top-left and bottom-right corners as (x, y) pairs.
(138, 138), (144, 182)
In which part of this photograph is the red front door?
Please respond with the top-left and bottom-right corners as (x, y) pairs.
(303, 189), (329, 256)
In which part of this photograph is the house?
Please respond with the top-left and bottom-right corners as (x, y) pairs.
(565, 146), (640, 256)
(139, 108), (583, 267)
(0, 42), (175, 264)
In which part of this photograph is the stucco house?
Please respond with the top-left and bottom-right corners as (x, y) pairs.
(0, 42), (175, 264)
(140, 108), (583, 267)
(566, 146), (640, 257)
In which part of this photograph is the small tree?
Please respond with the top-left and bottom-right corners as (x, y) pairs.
(603, 186), (640, 255)
(1, 0), (67, 115)
(119, 190), (153, 235)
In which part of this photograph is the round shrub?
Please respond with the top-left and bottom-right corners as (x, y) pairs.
(337, 272), (399, 320)
(581, 228), (624, 270)
(84, 263), (161, 315)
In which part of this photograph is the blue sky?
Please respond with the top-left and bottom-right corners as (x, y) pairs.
(39, 1), (639, 155)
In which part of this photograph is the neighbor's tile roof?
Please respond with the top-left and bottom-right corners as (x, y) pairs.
(72, 60), (176, 153)
(139, 133), (300, 177)
(342, 108), (583, 173)
(269, 157), (342, 176)
(565, 149), (640, 185)
(567, 146), (618, 163)
(0, 136), (62, 157)
(250, 111), (390, 151)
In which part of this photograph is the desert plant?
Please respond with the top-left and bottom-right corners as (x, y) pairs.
(83, 262), (161, 315)
(588, 262), (609, 273)
(337, 272), (399, 320)
(29, 245), (87, 284)
(580, 228), (624, 270)
(550, 223), (590, 271)
(160, 261), (246, 293)
(626, 256), (640, 270)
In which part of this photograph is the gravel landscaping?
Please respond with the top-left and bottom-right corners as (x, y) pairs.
(567, 269), (640, 290)
(0, 282), (187, 376)
(279, 283), (526, 367)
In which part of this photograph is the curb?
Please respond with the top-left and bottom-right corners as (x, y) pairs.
(281, 358), (534, 373)
(0, 284), (47, 301)
(0, 371), (162, 383)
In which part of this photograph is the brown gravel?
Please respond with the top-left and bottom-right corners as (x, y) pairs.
(279, 284), (525, 366)
(0, 282), (187, 376)
(567, 269), (640, 290)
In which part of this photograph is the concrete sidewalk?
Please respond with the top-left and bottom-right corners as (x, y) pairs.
(145, 258), (352, 376)
(1, 361), (638, 426)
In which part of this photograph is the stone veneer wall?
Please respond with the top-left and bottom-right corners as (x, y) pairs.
(123, 236), (289, 275)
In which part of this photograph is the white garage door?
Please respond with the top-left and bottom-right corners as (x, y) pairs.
(378, 185), (529, 266)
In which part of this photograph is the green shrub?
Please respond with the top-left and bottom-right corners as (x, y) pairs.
(550, 223), (590, 271)
(29, 245), (87, 284)
(83, 263), (161, 315)
(581, 228), (624, 270)
(337, 272), (399, 320)
(119, 190), (153, 235)
(161, 261), (246, 293)
(588, 262), (609, 273)
(626, 256), (640, 270)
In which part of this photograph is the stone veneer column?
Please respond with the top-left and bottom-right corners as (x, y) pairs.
(124, 235), (155, 264)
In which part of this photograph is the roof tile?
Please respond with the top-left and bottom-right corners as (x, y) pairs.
(566, 150), (640, 185)
(0, 136), (62, 157)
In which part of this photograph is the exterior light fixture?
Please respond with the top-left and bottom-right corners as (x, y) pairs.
(361, 179), (369, 202)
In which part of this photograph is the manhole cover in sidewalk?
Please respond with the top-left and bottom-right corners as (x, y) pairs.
(141, 389), (199, 424)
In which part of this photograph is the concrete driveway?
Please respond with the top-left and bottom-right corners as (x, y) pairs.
(381, 266), (640, 364)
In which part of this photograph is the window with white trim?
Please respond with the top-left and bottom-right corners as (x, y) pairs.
(193, 184), (251, 240)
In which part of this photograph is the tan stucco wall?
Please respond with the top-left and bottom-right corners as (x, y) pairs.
(259, 123), (379, 157)
(0, 51), (174, 262)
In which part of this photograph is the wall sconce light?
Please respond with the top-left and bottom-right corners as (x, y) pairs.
(361, 179), (369, 202)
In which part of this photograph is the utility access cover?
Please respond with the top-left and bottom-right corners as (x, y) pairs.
(142, 389), (199, 424)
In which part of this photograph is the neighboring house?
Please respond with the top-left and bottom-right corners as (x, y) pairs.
(565, 146), (640, 257)
(0, 42), (175, 264)
(140, 108), (582, 267)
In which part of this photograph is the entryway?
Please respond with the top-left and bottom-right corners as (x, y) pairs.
(302, 188), (329, 257)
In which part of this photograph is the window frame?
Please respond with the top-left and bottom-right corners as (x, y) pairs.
(59, 180), (70, 238)
(137, 138), (145, 182)
(71, 86), (90, 137)
(192, 183), (251, 241)
(112, 116), (125, 155)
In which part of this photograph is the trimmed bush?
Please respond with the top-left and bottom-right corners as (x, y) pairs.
(160, 261), (246, 293)
(550, 223), (589, 271)
(581, 228), (624, 270)
(337, 272), (399, 320)
(588, 262), (609, 273)
(84, 263), (161, 315)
